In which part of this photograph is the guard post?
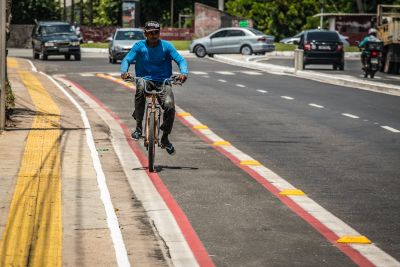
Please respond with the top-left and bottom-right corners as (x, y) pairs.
(294, 49), (304, 73)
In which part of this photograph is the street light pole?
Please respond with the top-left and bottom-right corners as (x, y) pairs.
(171, 0), (174, 27)
(218, 0), (224, 11)
(0, 0), (7, 130)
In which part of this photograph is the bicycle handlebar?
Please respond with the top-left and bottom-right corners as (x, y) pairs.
(123, 75), (183, 94)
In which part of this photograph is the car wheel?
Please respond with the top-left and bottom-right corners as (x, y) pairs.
(333, 64), (338, 70)
(65, 54), (71, 60)
(74, 54), (81, 61)
(240, 45), (253, 55)
(40, 46), (48, 60)
(194, 45), (206, 58)
(339, 64), (344, 71)
(111, 58), (117, 64)
(33, 49), (39, 59)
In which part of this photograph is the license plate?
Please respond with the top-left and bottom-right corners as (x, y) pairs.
(318, 45), (330, 50)
(59, 48), (69, 53)
(371, 58), (378, 63)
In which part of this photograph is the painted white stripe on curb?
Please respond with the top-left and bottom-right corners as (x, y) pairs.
(281, 96), (294, 100)
(176, 104), (400, 267)
(309, 103), (324, 108)
(342, 113), (360, 119)
(40, 72), (131, 267)
(25, 59), (37, 72)
(381, 126), (400, 133)
(81, 73), (95, 77)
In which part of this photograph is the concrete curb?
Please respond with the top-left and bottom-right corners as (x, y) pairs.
(213, 54), (400, 96)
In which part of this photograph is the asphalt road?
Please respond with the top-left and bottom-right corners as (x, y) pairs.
(29, 54), (400, 266)
(260, 57), (400, 86)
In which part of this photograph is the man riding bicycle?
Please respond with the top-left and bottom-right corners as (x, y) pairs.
(121, 21), (188, 155)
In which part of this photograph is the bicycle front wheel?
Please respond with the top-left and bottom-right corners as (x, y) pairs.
(148, 112), (156, 172)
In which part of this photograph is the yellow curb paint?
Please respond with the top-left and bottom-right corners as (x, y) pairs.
(7, 57), (19, 69)
(213, 141), (231, 146)
(193, 125), (209, 129)
(240, 160), (261, 166)
(279, 189), (306, 196)
(0, 71), (62, 267)
(177, 112), (192, 117)
(337, 236), (372, 244)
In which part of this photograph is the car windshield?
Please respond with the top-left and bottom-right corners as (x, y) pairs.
(307, 31), (340, 42)
(41, 25), (74, 35)
(115, 31), (144, 40)
(247, 28), (264, 36)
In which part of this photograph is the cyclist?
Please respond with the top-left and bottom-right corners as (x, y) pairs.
(358, 28), (381, 68)
(121, 21), (188, 155)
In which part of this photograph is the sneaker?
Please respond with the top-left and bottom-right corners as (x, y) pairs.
(131, 127), (142, 140)
(161, 134), (176, 155)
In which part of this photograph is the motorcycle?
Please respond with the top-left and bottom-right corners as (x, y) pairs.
(359, 41), (384, 79)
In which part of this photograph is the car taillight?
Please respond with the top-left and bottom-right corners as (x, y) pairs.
(336, 44), (343, 51)
(304, 43), (311, 51)
(371, 51), (378, 56)
(257, 37), (267, 42)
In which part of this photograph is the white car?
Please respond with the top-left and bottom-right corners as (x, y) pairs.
(189, 27), (275, 57)
(108, 28), (145, 64)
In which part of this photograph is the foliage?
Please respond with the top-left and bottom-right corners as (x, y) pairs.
(11, 0), (61, 24)
(93, 0), (120, 26)
(6, 80), (15, 110)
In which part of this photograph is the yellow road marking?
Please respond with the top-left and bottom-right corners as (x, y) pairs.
(0, 71), (62, 266)
(240, 160), (261, 166)
(279, 189), (306, 196)
(177, 112), (192, 117)
(213, 141), (231, 146)
(193, 125), (209, 129)
(7, 57), (19, 68)
(337, 236), (372, 244)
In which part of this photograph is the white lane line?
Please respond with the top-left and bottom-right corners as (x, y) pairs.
(175, 105), (400, 266)
(342, 113), (360, 119)
(241, 71), (262, 75)
(281, 96), (294, 100)
(108, 72), (121, 76)
(81, 73), (95, 77)
(216, 71), (235, 75)
(257, 89), (268, 93)
(236, 84), (246, 88)
(25, 59), (38, 72)
(218, 79), (227, 83)
(191, 71), (207, 75)
(203, 75), (210, 78)
(309, 103), (324, 108)
(43, 73), (131, 267)
(381, 126), (400, 133)
(57, 75), (199, 267)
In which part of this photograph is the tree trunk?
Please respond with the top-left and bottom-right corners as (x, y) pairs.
(355, 0), (364, 13)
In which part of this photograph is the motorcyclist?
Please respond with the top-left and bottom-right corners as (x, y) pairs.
(120, 21), (188, 155)
(358, 28), (380, 68)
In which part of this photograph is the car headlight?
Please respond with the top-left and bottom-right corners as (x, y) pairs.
(45, 42), (55, 47)
(71, 41), (80, 46)
(114, 45), (122, 51)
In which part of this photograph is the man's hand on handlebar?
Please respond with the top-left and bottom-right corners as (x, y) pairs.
(177, 74), (187, 83)
(121, 72), (132, 80)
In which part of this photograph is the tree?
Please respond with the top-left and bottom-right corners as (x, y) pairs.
(11, 0), (61, 24)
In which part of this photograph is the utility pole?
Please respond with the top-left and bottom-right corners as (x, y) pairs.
(0, 0), (6, 130)
(170, 0), (174, 27)
(320, 6), (324, 29)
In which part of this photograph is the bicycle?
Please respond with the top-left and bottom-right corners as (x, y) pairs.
(127, 75), (181, 172)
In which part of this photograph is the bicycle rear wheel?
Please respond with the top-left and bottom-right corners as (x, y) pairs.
(148, 112), (156, 172)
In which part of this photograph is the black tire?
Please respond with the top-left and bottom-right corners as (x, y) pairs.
(33, 48), (39, 59)
(74, 54), (81, 61)
(339, 64), (344, 71)
(65, 54), (71, 60)
(370, 71), (375, 78)
(240, 45), (253, 55)
(148, 113), (156, 172)
(40, 47), (48, 60)
(194, 45), (206, 58)
(111, 58), (117, 64)
(333, 64), (338, 70)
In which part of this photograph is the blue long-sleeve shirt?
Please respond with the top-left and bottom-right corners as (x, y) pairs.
(120, 40), (188, 82)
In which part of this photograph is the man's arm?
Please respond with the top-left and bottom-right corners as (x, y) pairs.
(168, 42), (188, 81)
(120, 43), (139, 77)
(359, 37), (368, 48)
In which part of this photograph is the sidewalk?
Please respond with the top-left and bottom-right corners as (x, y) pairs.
(212, 54), (400, 96)
(0, 58), (169, 266)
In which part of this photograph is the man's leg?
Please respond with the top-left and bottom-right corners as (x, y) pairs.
(131, 79), (147, 139)
(158, 86), (176, 154)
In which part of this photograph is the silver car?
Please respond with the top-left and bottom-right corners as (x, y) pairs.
(189, 27), (275, 57)
(108, 28), (145, 64)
